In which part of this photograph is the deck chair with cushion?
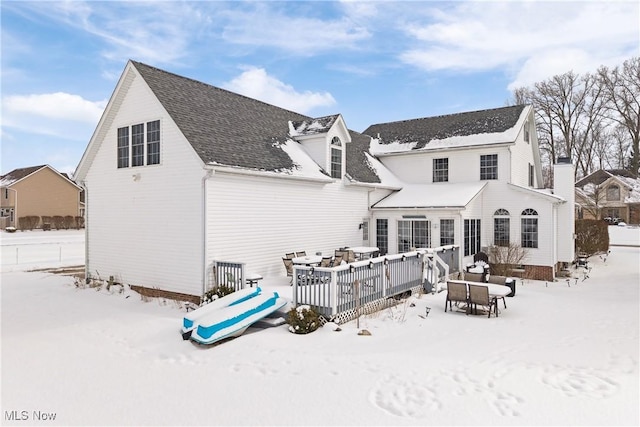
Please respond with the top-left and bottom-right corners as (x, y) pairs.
(332, 254), (344, 267)
(285, 252), (296, 259)
(445, 281), (469, 314)
(320, 256), (333, 268)
(487, 275), (508, 308)
(296, 251), (307, 257)
(282, 258), (294, 284)
(468, 284), (498, 318)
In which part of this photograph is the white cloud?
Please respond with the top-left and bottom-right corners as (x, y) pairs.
(219, 3), (370, 54)
(2, 92), (106, 140)
(399, 1), (639, 88)
(3, 1), (202, 66)
(222, 67), (336, 114)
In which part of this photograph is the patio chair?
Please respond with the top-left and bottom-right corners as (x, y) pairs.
(464, 272), (484, 283)
(445, 281), (469, 314)
(320, 256), (333, 267)
(346, 249), (356, 263)
(468, 284), (498, 318)
(285, 252), (295, 259)
(332, 254), (344, 267)
(282, 258), (294, 284)
(296, 251), (306, 257)
(487, 275), (508, 308)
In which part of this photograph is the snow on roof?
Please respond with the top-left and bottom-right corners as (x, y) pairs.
(369, 128), (518, 156)
(360, 153), (404, 189)
(372, 182), (487, 209)
(208, 139), (331, 181)
(619, 176), (640, 203)
(289, 115), (339, 137)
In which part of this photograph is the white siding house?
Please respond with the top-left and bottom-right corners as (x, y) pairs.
(76, 61), (575, 301)
(364, 105), (575, 280)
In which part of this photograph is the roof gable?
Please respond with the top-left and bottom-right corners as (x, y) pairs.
(1, 164), (80, 189)
(364, 105), (528, 154)
(132, 61), (313, 172)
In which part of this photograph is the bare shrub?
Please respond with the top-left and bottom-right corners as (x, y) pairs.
(52, 216), (65, 229)
(575, 219), (609, 257)
(488, 243), (528, 277)
(63, 215), (75, 229)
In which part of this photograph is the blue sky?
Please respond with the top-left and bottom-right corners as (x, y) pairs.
(1, 1), (638, 176)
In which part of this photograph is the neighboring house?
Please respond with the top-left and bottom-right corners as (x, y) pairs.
(575, 169), (640, 224)
(0, 164), (83, 229)
(75, 61), (575, 300)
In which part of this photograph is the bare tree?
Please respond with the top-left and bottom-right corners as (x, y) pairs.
(598, 57), (640, 177)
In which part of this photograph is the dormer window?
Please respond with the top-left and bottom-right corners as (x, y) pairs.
(330, 136), (342, 179)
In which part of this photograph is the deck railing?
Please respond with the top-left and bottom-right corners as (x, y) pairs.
(293, 247), (460, 321)
(209, 260), (246, 292)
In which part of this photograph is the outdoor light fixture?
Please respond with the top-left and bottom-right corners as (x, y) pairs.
(358, 223), (364, 229)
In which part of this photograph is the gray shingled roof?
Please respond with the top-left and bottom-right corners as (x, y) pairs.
(290, 115), (339, 136)
(346, 130), (381, 184)
(132, 61), (380, 183)
(362, 105), (527, 150)
(0, 165), (47, 186)
(575, 169), (637, 187)
(133, 61), (308, 172)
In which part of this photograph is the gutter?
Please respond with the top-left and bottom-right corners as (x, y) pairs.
(206, 164), (333, 184)
(372, 141), (514, 158)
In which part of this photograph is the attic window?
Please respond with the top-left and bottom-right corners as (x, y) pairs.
(117, 120), (161, 169)
(330, 137), (342, 179)
(524, 120), (530, 143)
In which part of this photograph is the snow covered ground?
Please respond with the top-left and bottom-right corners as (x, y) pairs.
(1, 227), (638, 426)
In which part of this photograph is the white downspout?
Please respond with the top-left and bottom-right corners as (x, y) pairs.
(201, 170), (213, 296)
(80, 182), (89, 281)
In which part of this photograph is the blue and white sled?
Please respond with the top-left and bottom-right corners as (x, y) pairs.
(189, 291), (287, 345)
(182, 287), (262, 339)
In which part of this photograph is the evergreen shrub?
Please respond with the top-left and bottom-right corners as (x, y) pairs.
(286, 305), (321, 334)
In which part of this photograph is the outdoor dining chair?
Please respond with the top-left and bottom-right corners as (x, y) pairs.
(445, 281), (469, 314)
(285, 252), (295, 259)
(320, 256), (333, 267)
(468, 284), (499, 318)
(282, 258), (294, 284)
(296, 251), (307, 257)
(332, 255), (344, 267)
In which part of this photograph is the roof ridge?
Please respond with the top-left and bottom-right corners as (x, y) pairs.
(130, 60), (313, 119)
(366, 104), (528, 128)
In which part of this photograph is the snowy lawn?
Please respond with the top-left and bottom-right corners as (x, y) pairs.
(1, 227), (638, 426)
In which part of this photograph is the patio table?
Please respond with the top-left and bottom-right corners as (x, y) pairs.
(292, 255), (322, 266)
(349, 246), (380, 260)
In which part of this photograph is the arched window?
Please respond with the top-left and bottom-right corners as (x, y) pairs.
(330, 136), (342, 179)
(493, 209), (510, 246)
(606, 185), (620, 201)
(521, 209), (538, 248)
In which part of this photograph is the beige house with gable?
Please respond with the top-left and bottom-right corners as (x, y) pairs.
(0, 164), (83, 229)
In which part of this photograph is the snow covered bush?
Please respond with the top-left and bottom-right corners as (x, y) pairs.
(286, 305), (321, 334)
(202, 285), (235, 304)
